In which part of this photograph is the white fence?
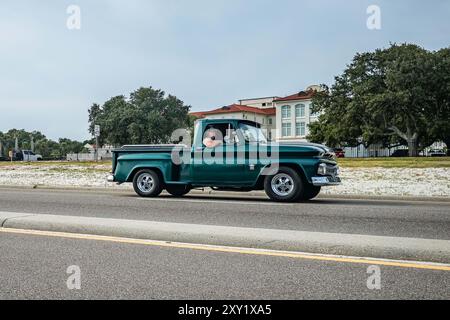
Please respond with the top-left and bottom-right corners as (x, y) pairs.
(343, 142), (447, 158)
(66, 152), (113, 161)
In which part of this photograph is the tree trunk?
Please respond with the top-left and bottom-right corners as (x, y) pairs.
(407, 137), (419, 157)
(389, 126), (419, 157)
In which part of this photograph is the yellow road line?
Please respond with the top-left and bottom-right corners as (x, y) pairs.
(1, 227), (450, 272)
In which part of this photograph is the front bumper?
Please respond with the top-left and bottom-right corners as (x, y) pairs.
(311, 176), (341, 186)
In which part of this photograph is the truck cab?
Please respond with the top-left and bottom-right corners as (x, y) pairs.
(109, 119), (341, 202)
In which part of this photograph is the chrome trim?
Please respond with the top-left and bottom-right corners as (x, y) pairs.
(311, 176), (342, 186)
(136, 173), (155, 193)
(271, 173), (295, 196)
(107, 174), (115, 182)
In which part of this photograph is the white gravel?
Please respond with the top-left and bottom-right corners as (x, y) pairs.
(321, 167), (450, 197)
(0, 164), (128, 189)
(0, 165), (449, 197)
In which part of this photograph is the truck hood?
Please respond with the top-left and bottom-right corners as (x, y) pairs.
(275, 142), (335, 159)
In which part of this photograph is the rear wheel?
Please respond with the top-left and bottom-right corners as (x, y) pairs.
(166, 184), (191, 197)
(133, 169), (163, 197)
(264, 167), (303, 202)
(299, 185), (321, 201)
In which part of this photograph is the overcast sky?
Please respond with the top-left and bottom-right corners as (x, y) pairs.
(0, 0), (449, 140)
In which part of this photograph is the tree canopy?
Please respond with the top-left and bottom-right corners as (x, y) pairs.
(308, 44), (450, 156)
(88, 86), (192, 146)
(0, 129), (86, 159)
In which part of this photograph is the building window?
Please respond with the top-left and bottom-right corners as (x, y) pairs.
(262, 103), (267, 107)
(281, 105), (291, 119)
(295, 104), (305, 118)
(296, 122), (306, 136)
(268, 118), (273, 125)
(267, 102), (273, 106)
(282, 123), (291, 137)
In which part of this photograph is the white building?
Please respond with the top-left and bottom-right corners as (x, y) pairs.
(273, 86), (321, 142)
(238, 96), (279, 109)
(191, 103), (276, 140)
(191, 85), (321, 142)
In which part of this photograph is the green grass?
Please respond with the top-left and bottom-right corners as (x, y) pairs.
(337, 157), (450, 168)
(1, 158), (449, 169)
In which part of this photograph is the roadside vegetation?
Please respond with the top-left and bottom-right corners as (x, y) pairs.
(337, 157), (450, 168)
(0, 129), (91, 160)
(1, 157), (450, 169)
(309, 44), (450, 157)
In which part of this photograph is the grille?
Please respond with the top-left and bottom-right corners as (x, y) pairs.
(325, 165), (338, 176)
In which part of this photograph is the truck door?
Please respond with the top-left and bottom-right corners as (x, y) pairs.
(192, 122), (245, 185)
(238, 121), (272, 184)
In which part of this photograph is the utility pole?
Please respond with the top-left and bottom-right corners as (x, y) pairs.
(30, 135), (35, 152)
(94, 125), (100, 162)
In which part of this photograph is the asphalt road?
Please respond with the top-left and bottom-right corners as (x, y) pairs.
(0, 187), (449, 299)
(0, 231), (449, 299)
(0, 188), (449, 240)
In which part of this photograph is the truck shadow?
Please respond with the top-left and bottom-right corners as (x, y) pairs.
(118, 193), (448, 207)
(156, 194), (442, 207)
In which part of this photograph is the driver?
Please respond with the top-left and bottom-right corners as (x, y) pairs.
(202, 129), (223, 148)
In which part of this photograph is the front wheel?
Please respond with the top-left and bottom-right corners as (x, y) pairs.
(264, 167), (303, 202)
(166, 184), (191, 197)
(133, 169), (163, 197)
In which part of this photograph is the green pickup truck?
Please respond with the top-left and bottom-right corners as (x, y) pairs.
(107, 118), (341, 202)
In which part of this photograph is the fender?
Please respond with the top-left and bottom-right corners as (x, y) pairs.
(115, 153), (174, 182)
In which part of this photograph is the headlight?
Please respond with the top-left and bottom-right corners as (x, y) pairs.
(317, 163), (327, 175)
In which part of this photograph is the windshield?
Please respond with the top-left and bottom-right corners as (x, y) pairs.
(238, 123), (268, 143)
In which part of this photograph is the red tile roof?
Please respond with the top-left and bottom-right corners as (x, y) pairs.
(273, 89), (315, 102)
(190, 104), (276, 118)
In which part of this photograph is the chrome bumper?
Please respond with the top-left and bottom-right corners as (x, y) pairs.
(106, 174), (115, 182)
(311, 176), (341, 186)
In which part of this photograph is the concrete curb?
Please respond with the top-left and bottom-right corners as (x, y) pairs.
(1, 212), (449, 264)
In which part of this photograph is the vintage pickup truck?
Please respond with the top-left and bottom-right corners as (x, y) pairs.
(107, 119), (340, 202)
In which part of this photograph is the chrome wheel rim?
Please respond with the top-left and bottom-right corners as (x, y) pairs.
(137, 173), (155, 193)
(271, 173), (294, 197)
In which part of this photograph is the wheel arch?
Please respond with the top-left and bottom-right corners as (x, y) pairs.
(254, 162), (309, 189)
(127, 166), (165, 186)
